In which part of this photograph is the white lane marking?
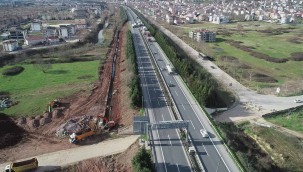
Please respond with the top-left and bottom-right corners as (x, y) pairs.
(175, 90), (179, 96)
(135, 28), (168, 172)
(202, 142), (208, 156)
(190, 120), (196, 130)
(182, 104), (186, 110)
(168, 135), (172, 146)
(177, 164), (181, 172)
(174, 76), (230, 172)
(157, 99), (160, 106)
(161, 113), (165, 121)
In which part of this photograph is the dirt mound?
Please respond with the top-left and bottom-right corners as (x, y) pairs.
(0, 113), (25, 149)
(52, 109), (64, 118)
(61, 141), (139, 172)
(40, 117), (52, 126)
(28, 119), (40, 128)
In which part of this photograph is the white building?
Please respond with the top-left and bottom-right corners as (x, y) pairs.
(2, 40), (18, 52)
(24, 36), (45, 46)
(31, 21), (42, 31)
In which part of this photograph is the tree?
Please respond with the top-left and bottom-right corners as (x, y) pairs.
(132, 147), (153, 172)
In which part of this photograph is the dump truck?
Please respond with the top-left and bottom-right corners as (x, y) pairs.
(4, 158), (38, 172)
(69, 116), (115, 144)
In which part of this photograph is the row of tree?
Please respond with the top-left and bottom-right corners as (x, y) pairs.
(135, 10), (226, 107)
(126, 30), (142, 108)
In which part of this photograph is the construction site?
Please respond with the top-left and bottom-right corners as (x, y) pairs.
(0, 7), (139, 171)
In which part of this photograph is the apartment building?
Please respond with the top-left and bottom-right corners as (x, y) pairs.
(189, 29), (216, 42)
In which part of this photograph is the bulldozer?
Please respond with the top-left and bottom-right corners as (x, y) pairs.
(69, 115), (116, 144)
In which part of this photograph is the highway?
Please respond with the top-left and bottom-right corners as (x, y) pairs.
(126, 8), (192, 172)
(147, 35), (240, 172)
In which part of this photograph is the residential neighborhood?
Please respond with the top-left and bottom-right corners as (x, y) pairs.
(0, 0), (104, 52)
(128, 0), (303, 25)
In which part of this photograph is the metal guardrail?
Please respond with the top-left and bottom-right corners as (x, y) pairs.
(138, 27), (204, 172)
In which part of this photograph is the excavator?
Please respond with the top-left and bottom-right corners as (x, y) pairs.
(69, 115), (116, 144)
(46, 99), (61, 113)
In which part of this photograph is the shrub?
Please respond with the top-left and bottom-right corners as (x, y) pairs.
(2, 66), (24, 76)
(132, 147), (153, 172)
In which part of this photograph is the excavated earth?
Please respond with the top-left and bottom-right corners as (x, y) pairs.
(0, 23), (138, 166)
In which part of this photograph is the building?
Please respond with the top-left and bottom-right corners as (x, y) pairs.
(44, 26), (58, 38)
(74, 18), (87, 29)
(59, 25), (69, 39)
(8, 27), (27, 40)
(24, 35), (45, 46)
(189, 29), (216, 42)
(2, 39), (19, 52)
(31, 20), (42, 31)
(197, 30), (216, 42)
(47, 36), (60, 44)
(59, 24), (76, 39)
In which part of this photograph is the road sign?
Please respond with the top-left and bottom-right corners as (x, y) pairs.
(150, 120), (189, 130)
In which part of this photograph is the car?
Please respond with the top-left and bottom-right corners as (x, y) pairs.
(154, 51), (157, 54)
(157, 59), (162, 61)
(200, 129), (209, 138)
(210, 66), (216, 69)
(294, 99), (303, 103)
(161, 68), (166, 71)
(168, 83), (174, 87)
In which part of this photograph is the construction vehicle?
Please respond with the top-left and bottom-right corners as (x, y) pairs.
(69, 115), (115, 144)
(4, 158), (38, 172)
(46, 99), (61, 113)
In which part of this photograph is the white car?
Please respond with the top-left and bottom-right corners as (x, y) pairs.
(200, 129), (209, 138)
(294, 99), (303, 103)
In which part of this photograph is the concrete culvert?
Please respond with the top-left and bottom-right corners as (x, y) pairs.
(18, 117), (26, 125)
(52, 109), (63, 119)
(40, 117), (51, 126)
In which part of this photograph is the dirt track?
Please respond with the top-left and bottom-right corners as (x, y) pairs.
(0, 135), (139, 172)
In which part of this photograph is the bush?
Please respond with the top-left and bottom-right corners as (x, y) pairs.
(132, 147), (153, 172)
(2, 66), (24, 76)
(218, 123), (283, 172)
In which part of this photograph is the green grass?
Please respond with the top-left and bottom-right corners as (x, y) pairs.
(245, 124), (303, 171)
(0, 61), (100, 117)
(265, 107), (303, 133)
(167, 21), (303, 93)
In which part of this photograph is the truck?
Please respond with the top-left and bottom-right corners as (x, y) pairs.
(69, 116), (116, 144)
(166, 65), (174, 74)
(4, 158), (38, 172)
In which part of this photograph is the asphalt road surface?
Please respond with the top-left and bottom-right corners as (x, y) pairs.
(126, 8), (192, 172)
(148, 41), (240, 172)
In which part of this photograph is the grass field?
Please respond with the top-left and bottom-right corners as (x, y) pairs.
(162, 21), (303, 95)
(244, 123), (303, 171)
(265, 107), (303, 133)
(0, 61), (100, 117)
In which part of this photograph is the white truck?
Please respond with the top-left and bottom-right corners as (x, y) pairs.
(166, 65), (174, 74)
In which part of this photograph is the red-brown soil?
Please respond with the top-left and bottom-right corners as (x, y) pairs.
(0, 22), (138, 164)
(61, 141), (140, 172)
